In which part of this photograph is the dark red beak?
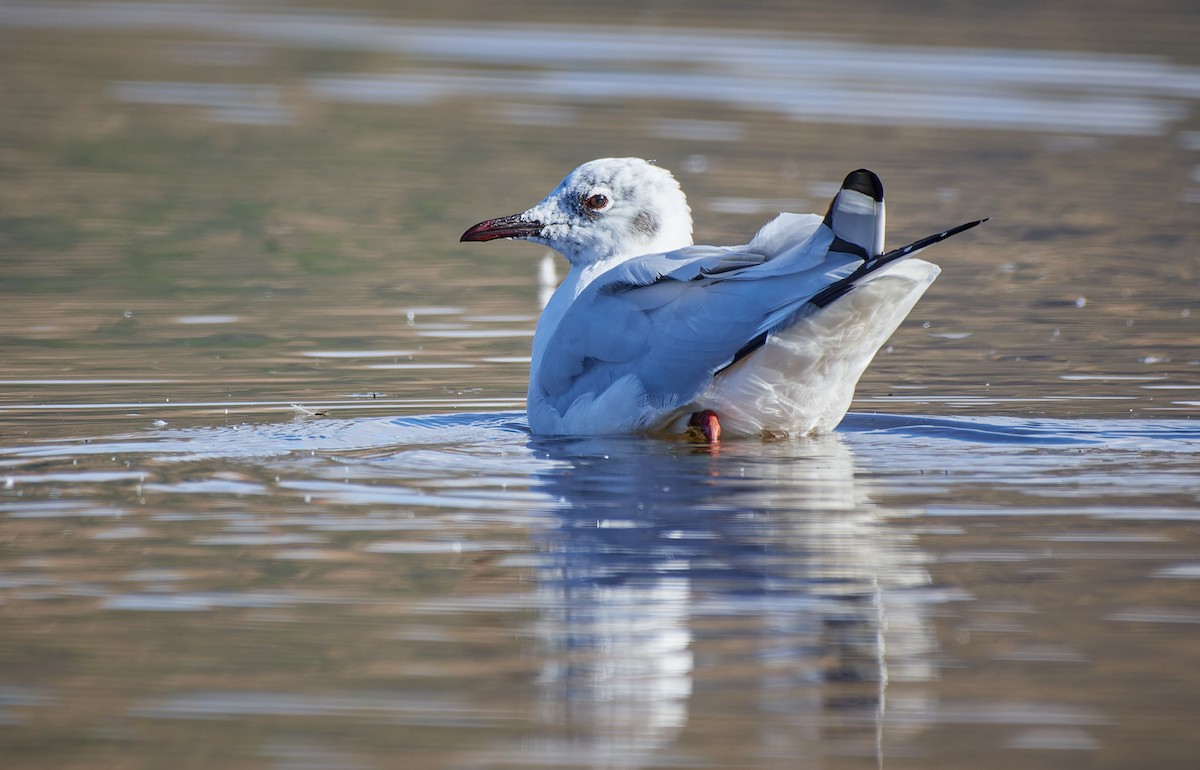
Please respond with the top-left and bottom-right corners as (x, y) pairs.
(460, 213), (544, 242)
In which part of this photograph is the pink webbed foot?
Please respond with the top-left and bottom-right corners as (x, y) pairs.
(685, 409), (722, 444)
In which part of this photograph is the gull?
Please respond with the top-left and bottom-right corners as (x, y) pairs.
(461, 158), (985, 440)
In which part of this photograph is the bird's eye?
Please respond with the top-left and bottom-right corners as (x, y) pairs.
(582, 193), (610, 211)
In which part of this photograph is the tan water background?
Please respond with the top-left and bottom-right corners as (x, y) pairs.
(2, 1), (1200, 768)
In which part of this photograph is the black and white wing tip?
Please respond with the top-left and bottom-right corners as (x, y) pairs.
(824, 168), (886, 260)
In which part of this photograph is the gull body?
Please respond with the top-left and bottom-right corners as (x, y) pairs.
(461, 158), (984, 438)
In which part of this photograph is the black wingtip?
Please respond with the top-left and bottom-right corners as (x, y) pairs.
(947, 217), (989, 237)
(878, 217), (988, 262)
(810, 216), (988, 310)
(842, 169), (884, 202)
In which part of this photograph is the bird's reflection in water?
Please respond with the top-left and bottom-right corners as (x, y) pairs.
(523, 433), (938, 767)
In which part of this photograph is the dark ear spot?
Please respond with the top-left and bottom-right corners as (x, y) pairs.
(632, 210), (659, 238)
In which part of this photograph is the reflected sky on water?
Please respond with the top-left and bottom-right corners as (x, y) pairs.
(4, 2), (1198, 134)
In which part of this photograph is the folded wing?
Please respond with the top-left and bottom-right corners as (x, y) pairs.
(536, 213), (862, 418)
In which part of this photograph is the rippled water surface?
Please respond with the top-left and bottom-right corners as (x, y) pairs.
(2, 1), (1200, 768)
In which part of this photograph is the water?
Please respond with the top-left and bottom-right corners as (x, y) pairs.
(2, 1), (1200, 768)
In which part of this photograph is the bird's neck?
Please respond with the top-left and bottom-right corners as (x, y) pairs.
(529, 260), (612, 378)
(573, 256), (626, 295)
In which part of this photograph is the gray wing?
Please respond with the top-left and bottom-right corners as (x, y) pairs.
(536, 222), (861, 415)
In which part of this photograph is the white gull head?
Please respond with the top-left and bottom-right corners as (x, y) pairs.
(460, 157), (693, 267)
